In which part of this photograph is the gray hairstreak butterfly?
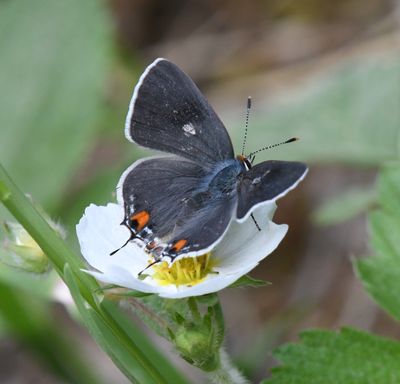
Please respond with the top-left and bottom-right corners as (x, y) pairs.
(113, 58), (307, 262)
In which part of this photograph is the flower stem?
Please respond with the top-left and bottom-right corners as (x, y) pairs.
(0, 163), (189, 384)
(207, 349), (250, 384)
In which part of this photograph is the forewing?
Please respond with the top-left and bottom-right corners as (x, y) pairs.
(125, 58), (234, 165)
(118, 156), (208, 238)
(236, 160), (308, 220)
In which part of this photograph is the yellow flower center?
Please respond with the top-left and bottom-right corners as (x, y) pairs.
(151, 253), (217, 287)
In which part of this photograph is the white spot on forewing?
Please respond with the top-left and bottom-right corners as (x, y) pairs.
(252, 171), (270, 186)
(182, 123), (196, 136)
(263, 170), (271, 177)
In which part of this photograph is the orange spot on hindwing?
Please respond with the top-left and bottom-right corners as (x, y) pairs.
(129, 210), (150, 232)
(170, 239), (188, 253)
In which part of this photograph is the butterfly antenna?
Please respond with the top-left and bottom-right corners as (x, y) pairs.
(248, 137), (299, 157)
(241, 96), (252, 155)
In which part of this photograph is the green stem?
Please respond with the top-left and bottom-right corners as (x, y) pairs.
(208, 349), (250, 384)
(0, 163), (189, 384)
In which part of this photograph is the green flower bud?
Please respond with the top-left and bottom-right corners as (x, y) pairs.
(174, 323), (220, 372)
(2, 219), (64, 274)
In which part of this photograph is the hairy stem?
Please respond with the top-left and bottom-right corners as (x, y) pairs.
(208, 349), (250, 384)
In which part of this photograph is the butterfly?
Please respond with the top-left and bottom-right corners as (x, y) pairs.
(115, 58), (307, 261)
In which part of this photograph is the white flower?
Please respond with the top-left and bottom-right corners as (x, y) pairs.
(76, 202), (287, 299)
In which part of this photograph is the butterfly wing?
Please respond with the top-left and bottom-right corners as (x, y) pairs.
(125, 58), (234, 165)
(165, 193), (237, 257)
(118, 157), (236, 256)
(118, 156), (208, 238)
(236, 160), (308, 221)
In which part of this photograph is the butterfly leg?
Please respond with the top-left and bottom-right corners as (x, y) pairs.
(109, 219), (139, 256)
(138, 241), (178, 276)
(251, 213), (261, 231)
(110, 210), (153, 256)
(109, 230), (135, 256)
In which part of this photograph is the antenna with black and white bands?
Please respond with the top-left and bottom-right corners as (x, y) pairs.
(248, 137), (299, 158)
(239, 97), (299, 231)
(240, 96), (298, 162)
(241, 96), (252, 156)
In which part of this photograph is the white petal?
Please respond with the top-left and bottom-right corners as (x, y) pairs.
(212, 201), (288, 274)
(76, 204), (149, 275)
(84, 264), (250, 299)
(85, 266), (160, 294)
(157, 262), (259, 299)
(84, 258), (260, 299)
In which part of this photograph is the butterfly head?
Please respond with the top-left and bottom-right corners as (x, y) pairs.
(236, 155), (253, 171)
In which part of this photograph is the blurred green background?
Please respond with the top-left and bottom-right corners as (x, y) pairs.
(0, 0), (399, 382)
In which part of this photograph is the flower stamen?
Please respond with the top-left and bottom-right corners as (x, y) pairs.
(151, 253), (217, 287)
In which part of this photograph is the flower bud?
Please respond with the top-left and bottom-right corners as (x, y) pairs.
(2, 219), (64, 274)
(174, 323), (220, 372)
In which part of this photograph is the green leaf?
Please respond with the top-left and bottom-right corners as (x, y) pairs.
(313, 187), (376, 226)
(194, 293), (219, 307)
(378, 163), (400, 216)
(356, 255), (400, 322)
(232, 54), (400, 165)
(128, 295), (191, 339)
(265, 327), (400, 384)
(229, 274), (271, 288)
(355, 163), (400, 322)
(0, 0), (111, 209)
